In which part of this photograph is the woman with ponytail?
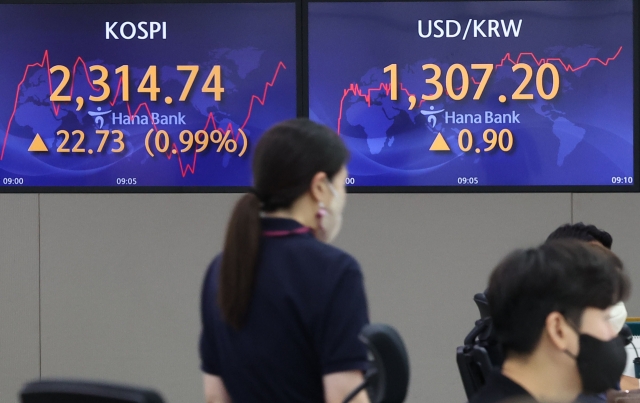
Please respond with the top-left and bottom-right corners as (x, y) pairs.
(199, 119), (370, 403)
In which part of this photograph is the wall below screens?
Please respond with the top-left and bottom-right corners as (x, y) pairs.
(1, 193), (639, 402)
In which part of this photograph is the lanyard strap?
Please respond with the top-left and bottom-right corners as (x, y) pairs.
(262, 227), (312, 237)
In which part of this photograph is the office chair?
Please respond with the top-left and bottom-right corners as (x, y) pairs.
(20, 379), (165, 403)
(343, 323), (410, 403)
(456, 293), (504, 401)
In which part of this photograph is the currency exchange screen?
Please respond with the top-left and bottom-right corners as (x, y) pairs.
(0, 3), (297, 190)
(308, 0), (636, 189)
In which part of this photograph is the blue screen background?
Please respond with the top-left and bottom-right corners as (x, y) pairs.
(308, 1), (635, 187)
(0, 3), (297, 188)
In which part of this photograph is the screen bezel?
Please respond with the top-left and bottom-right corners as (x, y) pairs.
(302, 0), (640, 193)
(0, 0), (636, 193)
(0, 0), (302, 193)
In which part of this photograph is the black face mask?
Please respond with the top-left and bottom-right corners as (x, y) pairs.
(564, 330), (627, 394)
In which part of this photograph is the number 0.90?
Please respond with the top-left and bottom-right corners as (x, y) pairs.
(458, 128), (514, 153)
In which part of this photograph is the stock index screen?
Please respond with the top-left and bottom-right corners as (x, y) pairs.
(308, 0), (637, 190)
(0, 2), (297, 190)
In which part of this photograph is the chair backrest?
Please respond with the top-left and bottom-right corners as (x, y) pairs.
(456, 293), (505, 401)
(20, 379), (165, 403)
(359, 323), (410, 403)
(457, 318), (495, 400)
(473, 293), (491, 319)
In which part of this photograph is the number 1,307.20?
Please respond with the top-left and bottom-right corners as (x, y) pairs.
(383, 62), (559, 102)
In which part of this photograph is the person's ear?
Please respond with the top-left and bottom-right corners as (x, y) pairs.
(545, 311), (576, 352)
(309, 171), (329, 203)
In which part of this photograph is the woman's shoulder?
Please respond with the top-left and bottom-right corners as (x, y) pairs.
(202, 254), (222, 287)
(316, 241), (360, 268)
(290, 239), (363, 281)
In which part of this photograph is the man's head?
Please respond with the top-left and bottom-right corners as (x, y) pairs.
(547, 222), (612, 249)
(485, 240), (630, 400)
(487, 240), (630, 396)
(546, 222), (628, 333)
(488, 239), (628, 356)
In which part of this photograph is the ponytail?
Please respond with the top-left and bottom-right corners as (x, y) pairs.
(218, 118), (349, 329)
(218, 193), (262, 330)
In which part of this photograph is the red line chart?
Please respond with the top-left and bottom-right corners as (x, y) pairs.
(2, 50), (286, 177)
(336, 47), (623, 134)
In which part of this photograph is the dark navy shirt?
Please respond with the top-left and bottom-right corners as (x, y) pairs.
(469, 371), (535, 403)
(200, 218), (370, 402)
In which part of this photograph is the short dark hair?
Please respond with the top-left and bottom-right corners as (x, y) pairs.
(547, 222), (612, 249)
(487, 239), (629, 355)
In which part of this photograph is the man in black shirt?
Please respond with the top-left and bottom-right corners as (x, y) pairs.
(470, 240), (630, 403)
(547, 222), (639, 394)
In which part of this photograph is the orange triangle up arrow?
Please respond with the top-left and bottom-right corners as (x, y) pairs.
(28, 134), (49, 152)
(429, 133), (450, 151)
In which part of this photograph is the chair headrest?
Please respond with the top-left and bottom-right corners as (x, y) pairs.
(473, 293), (491, 319)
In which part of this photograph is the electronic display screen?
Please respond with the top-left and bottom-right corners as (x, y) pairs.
(0, 2), (297, 190)
(308, 0), (637, 190)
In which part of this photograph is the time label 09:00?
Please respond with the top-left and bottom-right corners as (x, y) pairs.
(3, 178), (24, 185)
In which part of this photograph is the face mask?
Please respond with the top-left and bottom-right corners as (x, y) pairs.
(315, 181), (345, 243)
(610, 302), (628, 334)
(564, 323), (627, 394)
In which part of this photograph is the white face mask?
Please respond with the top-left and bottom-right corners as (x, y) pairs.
(610, 301), (628, 334)
(315, 181), (346, 243)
